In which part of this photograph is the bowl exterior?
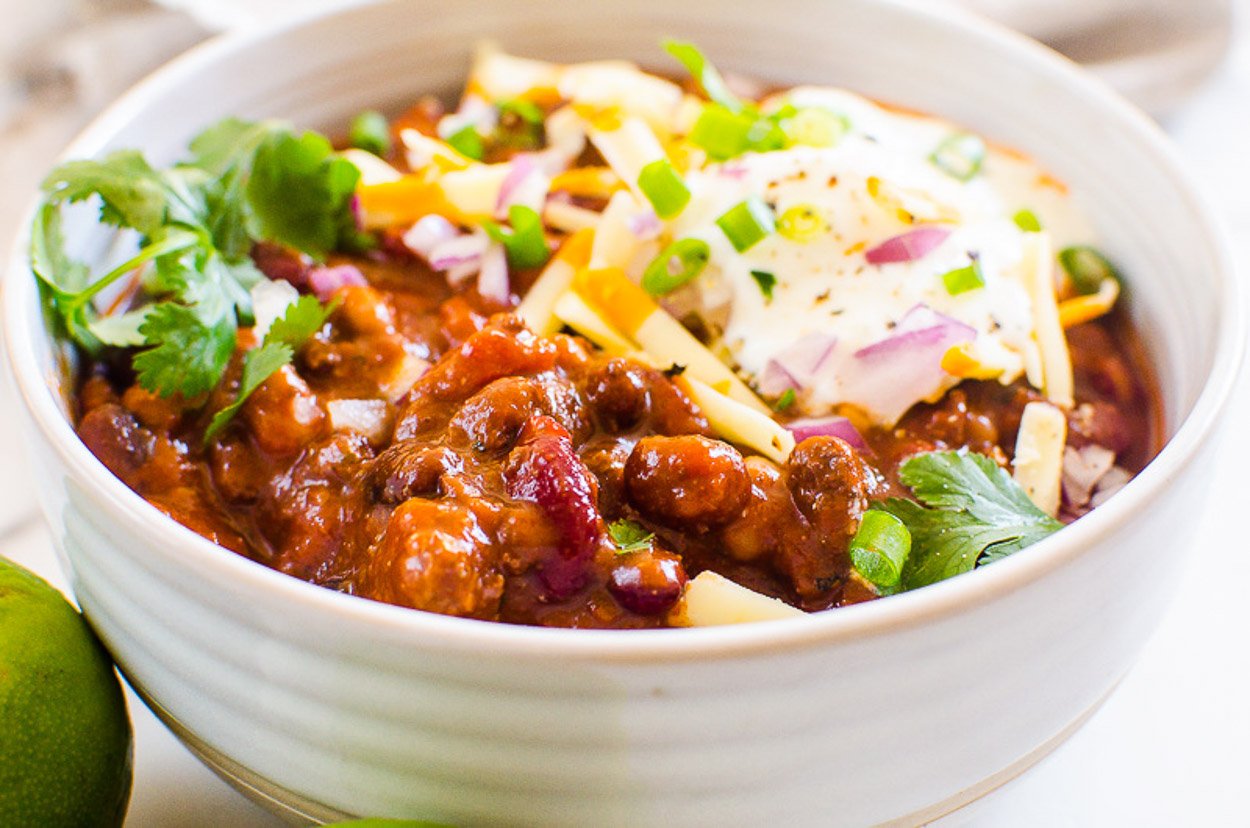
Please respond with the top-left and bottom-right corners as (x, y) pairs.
(3, 0), (1240, 825)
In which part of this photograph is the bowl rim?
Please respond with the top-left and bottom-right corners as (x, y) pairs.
(3, 0), (1243, 661)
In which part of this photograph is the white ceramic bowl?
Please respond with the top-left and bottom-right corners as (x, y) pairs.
(3, 1), (1242, 824)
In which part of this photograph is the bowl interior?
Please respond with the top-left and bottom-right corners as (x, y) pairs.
(3, 0), (1240, 637)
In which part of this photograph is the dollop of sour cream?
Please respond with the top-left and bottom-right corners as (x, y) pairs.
(665, 86), (1095, 425)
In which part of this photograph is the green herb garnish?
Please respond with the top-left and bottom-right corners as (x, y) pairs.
(879, 450), (1062, 590)
(483, 205), (551, 269)
(203, 295), (336, 442)
(716, 197), (775, 252)
(349, 110), (392, 158)
(1012, 209), (1042, 233)
(608, 519), (655, 554)
(940, 255), (985, 296)
(31, 118), (360, 399)
(637, 158), (691, 219)
(663, 40), (745, 114)
(1058, 245), (1120, 296)
(445, 124), (485, 161)
(773, 388), (797, 412)
(749, 269), (776, 302)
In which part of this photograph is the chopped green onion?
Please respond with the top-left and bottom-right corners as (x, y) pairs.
(641, 238), (710, 295)
(446, 124), (485, 161)
(1013, 209), (1042, 233)
(689, 104), (755, 161)
(941, 255), (986, 295)
(774, 388), (797, 412)
(782, 107), (851, 148)
(663, 39), (743, 113)
(716, 197), (775, 252)
(497, 98), (544, 125)
(608, 518), (654, 553)
(777, 204), (827, 243)
(484, 205), (550, 269)
(1058, 245), (1120, 296)
(929, 132), (986, 181)
(637, 159), (691, 219)
(750, 269), (776, 302)
(349, 110), (392, 158)
(745, 117), (787, 153)
(850, 509), (912, 591)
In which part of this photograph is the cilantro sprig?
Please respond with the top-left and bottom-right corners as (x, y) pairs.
(203, 295), (336, 442)
(31, 118), (360, 400)
(879, 450), (1063, 591)
(608, 519), (655, 554)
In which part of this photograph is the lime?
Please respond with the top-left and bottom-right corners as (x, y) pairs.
(0, 556), (132, 826)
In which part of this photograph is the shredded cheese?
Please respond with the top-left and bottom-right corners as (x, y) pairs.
(680, 376), (796, 464)
(1012, 400), (1067, 516)
(517, 229), (595, 336)
(1024, 232), (1075, 408)
(670, 571), (805, 626)
(1059, 278), (1120, 329)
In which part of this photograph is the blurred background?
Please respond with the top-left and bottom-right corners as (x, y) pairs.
(0, 1), (1245, 825)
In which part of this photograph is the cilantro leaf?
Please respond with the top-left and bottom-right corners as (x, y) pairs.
(203, 341), (293, 443)
(40, 151), (170, 235)
(202, 295), (335, 442)
(749, 269), (776, 302)
(879, 450), (1062, 591)
(608, 519), (655, 554)
(245, 130), (361, 258)
(132, 302), (237, 398)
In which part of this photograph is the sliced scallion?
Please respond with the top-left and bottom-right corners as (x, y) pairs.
(941, 255), (986, 295)
(349, 110), (392, 158)
(1058, 245), (1120, 296)
(497, 98), (544, 125)
(689, 104), (754, 161)
(777, 204), (827, 243)
(484, 205), (550, 269)
(1013, 209), (1042, 233)
(929, 132), (986, 181)
(641, 238), (711, 295)
(783, 107), (851, 148)
(663, 40), (743, 113)
(446, 124), (485, 161)
(773, 388), (796, 412)
(850, 509), (912, 591)
(716, 197), (775, 252)
(637, 159), (691, 219)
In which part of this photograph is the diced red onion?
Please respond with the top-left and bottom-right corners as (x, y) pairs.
(787, 415), (868, 451)
(854, 304), (975, 361)
(627, 209), (663, 241)
(758, 333), (837, 396)
(428, 232), (489, 271)
(496, 155), (550, 217)
(846, 304), (976, 424)
(477, 242), (510, 305)
(1061, 444), (1116, 509)
(718, 162), (749, 180)
(864, 226), (951, 265)
(437, 94), (497, 140)
(348, 194), (364, 231)
(403, 215), (459, 259)
(307, 264), (366, 301)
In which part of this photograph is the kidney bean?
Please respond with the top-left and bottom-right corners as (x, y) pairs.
(503, 415), (603, 598)
(243, 364), (327, 456)
(450, 376), (543, 452)
(608, 547), (688, 615)
(625, 435), (749, 528)
(77, 404), (156, 482)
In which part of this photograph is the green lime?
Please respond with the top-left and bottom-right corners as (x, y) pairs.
(0, 556), (132, 826)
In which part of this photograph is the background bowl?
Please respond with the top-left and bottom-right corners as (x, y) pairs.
(2, 0), (1241, 824)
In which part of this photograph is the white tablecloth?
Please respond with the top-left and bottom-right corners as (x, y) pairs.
(2, 6), (1247, 826)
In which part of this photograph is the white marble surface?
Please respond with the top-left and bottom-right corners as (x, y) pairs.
(2, 8), (1247, 827)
